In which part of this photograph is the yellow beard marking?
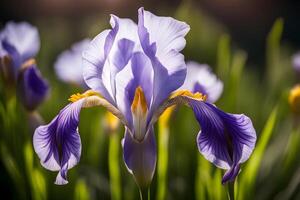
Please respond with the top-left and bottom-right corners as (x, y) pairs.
(289, 84), (300, 114)
(21, 58), (36, 70)
(131, 86), (148, 141)
(131, 86), (148, 114)
(68, 90), (102, 103)
(170, 90), (207, 101)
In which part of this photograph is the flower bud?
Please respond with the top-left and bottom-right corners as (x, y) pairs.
(17, 59), (49, 111)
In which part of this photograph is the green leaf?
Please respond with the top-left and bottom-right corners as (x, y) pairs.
(238, 106), (278, 199)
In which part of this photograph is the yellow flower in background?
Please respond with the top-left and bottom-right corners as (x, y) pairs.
(289, 84), (300, 114)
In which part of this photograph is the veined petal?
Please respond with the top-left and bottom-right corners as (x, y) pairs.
(151, 92), (256, 183)
(180, 61), (223, 103)
(1, 21), (40, 62)
(34, 91), (127, 184)
(54, 39), (91, 86)
(33, 99), (84, 185)
(17, 60), (49, 111)
(190, 100), (256, 183)
(122, 126), (156, 188)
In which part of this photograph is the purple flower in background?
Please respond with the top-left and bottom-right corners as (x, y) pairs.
(0, 22), (49, 111)
(33, 7), (256, 186)
(292, 52), (300, 73)
(54, 39), (91, 86)
(180, 61), (223, 103)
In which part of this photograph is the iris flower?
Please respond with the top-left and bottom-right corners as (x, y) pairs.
(54, 39), (91, 87)
(180, 61), (223, 103)
(0, 22), (49, 111)
(33, 8), (256, 187)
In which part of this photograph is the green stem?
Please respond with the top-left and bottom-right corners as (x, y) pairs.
(139, 187), (150, 200)
(227, 182), (235, 200)
(156, 122), (169, 200)
(108, 132), (121, 200)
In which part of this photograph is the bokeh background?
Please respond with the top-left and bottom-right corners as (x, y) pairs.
(1, 0), (300, 199)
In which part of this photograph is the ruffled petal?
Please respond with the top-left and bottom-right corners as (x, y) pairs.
(1, 21), (40, 62)
(54, 39), (91, 86)
(122, 126), (156, 188)
(33, 100), (84, 185)
(17, 63), (49, 111)
(180, 61), (223, 103)
(138, 8), (189, 114)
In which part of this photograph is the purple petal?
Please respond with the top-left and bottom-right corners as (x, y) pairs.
(54, 39), (91, 86)
(1, 21), (40, 62)
(180, 61), (223, 103)
(17, 64), (49, 111)
(82, 15), (138, 104)
(1, 39), (22, 72)
(115, 52), (153, 128)
(189, 100), (256, 183)
(122, 126), (156, 188)
(138, 8), (190, 58)
(138, 8), (189, 114)
(33, 100), (84, 185)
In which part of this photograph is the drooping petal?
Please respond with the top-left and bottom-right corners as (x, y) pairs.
(151, 92), (256, 183)
(1, 21), (40, 62)
(180, 61), (223, 103)
(33, 100), (84, 185)
(189, 100), (256, 183)
(54, 39), (91, 86)
(122, 126), (156, 188)
(138, 8), (189, 114)
(17, 61), (49, 111)
(1, 39), (22, 73)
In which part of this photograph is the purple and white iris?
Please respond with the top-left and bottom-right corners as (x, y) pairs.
(33, 8), (256, 187)
(0, 22), (49, 111)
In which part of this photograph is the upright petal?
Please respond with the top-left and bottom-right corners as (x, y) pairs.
(17, 61), (49, 111)
(138, 8), (189, 114)
(122, 127), (156, 189)
(1, 21), (40, 62)
(115, 52), (153, 127)
(83, 15), (138, 104)
(54, 39), (91, 86)
(180, 61), (223, 103)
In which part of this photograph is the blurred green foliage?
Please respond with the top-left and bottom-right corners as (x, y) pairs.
(1, 1), (300, 200)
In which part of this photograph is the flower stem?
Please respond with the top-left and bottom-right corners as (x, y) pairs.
(139, 187), (150, 200)
(227, 182), (235, 200)
(108, 132), (121, 200)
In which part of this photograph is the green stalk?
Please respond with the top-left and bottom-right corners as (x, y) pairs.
(227, 182), (235, 200)
(108, 132), (122, 200)
(156, 118), (170, 200)
(139, 187), (150, 200)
